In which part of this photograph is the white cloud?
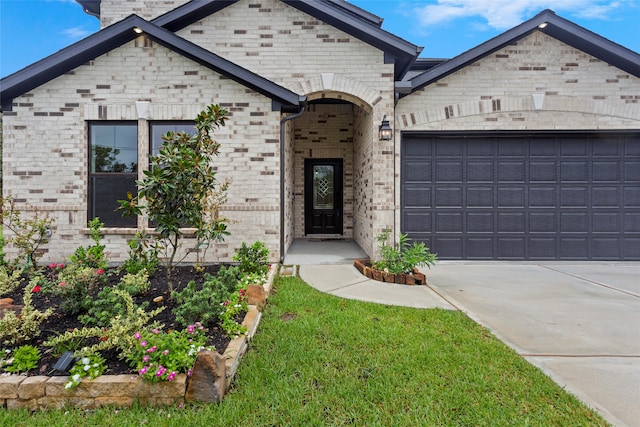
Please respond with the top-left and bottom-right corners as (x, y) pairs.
(61, 26), (93, 40)
(414, 0), (626, 30)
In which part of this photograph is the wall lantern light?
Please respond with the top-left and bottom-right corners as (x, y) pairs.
(378, 115), (392, 141)
(133, 27), (144, 34)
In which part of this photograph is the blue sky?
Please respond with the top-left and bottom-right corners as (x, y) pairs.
(1, 0), (639, 78)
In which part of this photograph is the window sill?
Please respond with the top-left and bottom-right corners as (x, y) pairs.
(80, 228), (199, 237)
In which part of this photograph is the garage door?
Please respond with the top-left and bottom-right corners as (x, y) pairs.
(401, 132), (640, 260)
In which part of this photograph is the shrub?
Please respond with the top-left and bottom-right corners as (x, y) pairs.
(0, 264), (23, 296)
(172, 265), (240, 328)
(55, 265), (106, 315)
(122, 230), (160, 274)
(233, 241), (269, 275)
(44, 289), (165, 360)
(78, 271), (150, 327)
(1, 196), (55, 269)
(69, 218), (108, 270)
(0, 279), (54, 346)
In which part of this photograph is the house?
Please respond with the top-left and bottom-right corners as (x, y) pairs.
(1, 0), (639, 263)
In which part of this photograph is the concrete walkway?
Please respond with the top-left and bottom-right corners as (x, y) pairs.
(286, 240), (640, 426)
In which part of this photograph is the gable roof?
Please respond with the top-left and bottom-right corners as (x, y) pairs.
(0, 15), (305, 111)
(407, 9), (640, 96)
(79, 0), (422, 80)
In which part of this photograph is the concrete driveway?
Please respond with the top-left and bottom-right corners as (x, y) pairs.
(424, 262), (640, 427)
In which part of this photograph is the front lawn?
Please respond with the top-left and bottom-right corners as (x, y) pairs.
(3, 275), (608, 426)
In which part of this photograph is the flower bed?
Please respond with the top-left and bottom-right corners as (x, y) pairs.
(0, 266), (275, 410)
(353, 259), (427, 285)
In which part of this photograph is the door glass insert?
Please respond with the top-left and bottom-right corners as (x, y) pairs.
(313, 165), (334, 209)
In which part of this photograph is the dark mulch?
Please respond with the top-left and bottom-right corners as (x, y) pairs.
(7, 265), (236, 377)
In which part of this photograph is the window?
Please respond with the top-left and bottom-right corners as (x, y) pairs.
(150, 121), (196, 156)
(89, 122), (138, 227)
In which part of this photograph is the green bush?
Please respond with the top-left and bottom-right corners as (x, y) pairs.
(122, 230), (160, 275)
(172, 265), (240, 328)
(0, 280), (53, 346)
(55, 265), (106, 315)
(233, 241), (269, 275)
(69, 218), (108, 270)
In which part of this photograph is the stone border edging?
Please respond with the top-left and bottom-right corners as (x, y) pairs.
(0, 265), (277, 410)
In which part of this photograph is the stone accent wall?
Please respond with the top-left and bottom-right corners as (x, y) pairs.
(99, 0), (190, 28)
(2, 38), (281, 263)
(292, 103), (355, 238)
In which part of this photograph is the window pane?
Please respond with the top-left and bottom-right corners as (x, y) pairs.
(89, 123), (138, 227)
(91, 124), (138, 173)
(150, 122), (196, 156)
(313, 165), (334, 209)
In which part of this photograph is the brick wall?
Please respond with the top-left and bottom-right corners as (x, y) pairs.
(396, 32), (640, 131)
(2, 38), (281, 263)
(100, 0), (190, 28)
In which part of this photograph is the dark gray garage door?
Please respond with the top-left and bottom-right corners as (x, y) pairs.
(401, 132), (640, 260)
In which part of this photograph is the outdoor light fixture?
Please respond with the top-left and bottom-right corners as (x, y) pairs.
(378, 115), (392, 141)
(133, 27), (144, 34)
(538, 22), (548, 29)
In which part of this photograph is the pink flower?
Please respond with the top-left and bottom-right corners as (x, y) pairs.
(134, 332), (141, 340)
(142, 355), (149, 363)
(163, 350), (169, 356)
(57, 263), (65, 269)
(187, 369), (193, 378)
(152, 328), (160, 334)
(31, 285), (41, 293)
(155, 366), (167, 377)
(146, 346), (157, 353)
(59, 281), (66, 287)
(140, 340), (147, 347)
(187, 325), (195, 333)
(48, 263), (57, 269)
(167, 372), (176, 381)
(138, 366), (148, 375)
(223, 300), (230, 306)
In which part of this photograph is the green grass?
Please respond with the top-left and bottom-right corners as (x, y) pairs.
(2, 275), (608, 426)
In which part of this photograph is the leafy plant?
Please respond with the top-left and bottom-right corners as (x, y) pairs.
(1, 196), (55, 269)
(0, 264), (23, 296)
(0, 279), (54, 346)
(44, 288), (165, 360)
(119, 104), (230, 294)
(79, 271), (150, 327)
(233, 241), (270, 275)
(373, 230), (437, 274)
(69, 218), (108, 270)
(127, 324), (211, 383)
(219, 288), (248, 338)
(65, 353), (107, 390)
(172, 265), (240, 328)
(2, 345), (40, 373)
(122, 230), (160, 275)
(55, 265), (106, 315)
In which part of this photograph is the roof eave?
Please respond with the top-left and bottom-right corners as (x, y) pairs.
(1, 15), (304, 111)
(152, 0), (239, 32)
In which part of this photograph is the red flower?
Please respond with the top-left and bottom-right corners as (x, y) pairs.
(223, 300), (230, 306)
(96, 269), (104, 275)
(32, 285), (41, 293)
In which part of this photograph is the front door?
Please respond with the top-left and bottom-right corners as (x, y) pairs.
(304, 159), (343, 235)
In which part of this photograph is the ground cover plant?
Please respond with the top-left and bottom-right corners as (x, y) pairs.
(1, 275), (608, 426)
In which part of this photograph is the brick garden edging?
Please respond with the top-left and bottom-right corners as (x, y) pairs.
(0, 266), (276, 410)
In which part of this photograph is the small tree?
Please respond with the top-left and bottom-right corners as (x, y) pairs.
(1, 196), (55, 269)
(119, 104), (230, 293)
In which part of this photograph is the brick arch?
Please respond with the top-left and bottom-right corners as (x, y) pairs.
(397, 95), (640, 129)
(293, 75), (378, 113)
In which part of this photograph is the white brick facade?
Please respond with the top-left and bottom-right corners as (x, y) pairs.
(2, 2), (638, 264)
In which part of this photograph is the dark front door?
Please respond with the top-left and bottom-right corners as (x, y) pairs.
(305, 159), (343, 235)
